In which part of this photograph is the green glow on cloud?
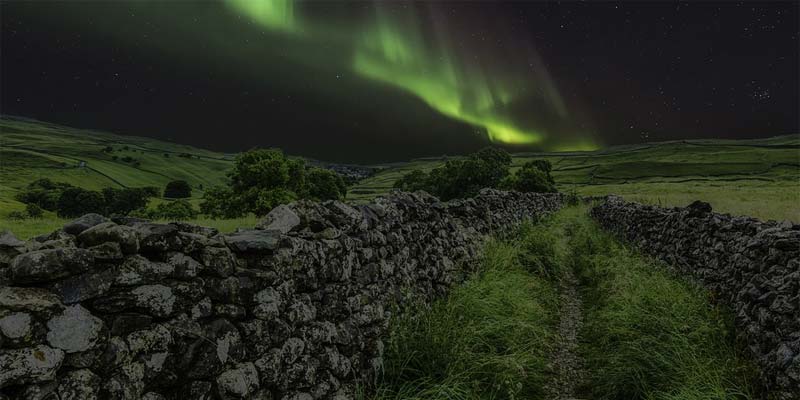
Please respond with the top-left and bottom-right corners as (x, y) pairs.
(223, 0), (597, 149)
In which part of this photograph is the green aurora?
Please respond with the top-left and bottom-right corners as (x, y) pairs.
(225, 0), (597, 149)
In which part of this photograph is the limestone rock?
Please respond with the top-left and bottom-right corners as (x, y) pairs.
(257, 204), (301, 234)
(11, 248), (94, 283)
(0, 345), (64, 387)
(0, 312), (33, 340)
(56, 368), (101, 400)
(216, 362), (260, 398)
(77, 222), (139, 254)
(200, 246), (237, 277)
(0, 286), (63, 313)
(131, 285), (176, 318)
(46, 305), (104, 353)
(63, 214), (108, 235)
(224, 229), (282, 253)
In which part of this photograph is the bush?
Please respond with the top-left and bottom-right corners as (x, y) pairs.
(200, 186), (246, 219)
(146, 200), (198, 220)
(393, 169), (430, 193)
(200, 148), (348, 218)
(393, 147), (513, 200)
(252, 188), (297, 216)
(25, 203), (44, 219)
(16, 179), (156, 217)
(102, 187), (154, 216)
(164, 180), (192, 198)
(56, 187), (106, 218)
(307, 168), (347, 201)
(501, 161), (557, 193)
(15, 178), (73, 211)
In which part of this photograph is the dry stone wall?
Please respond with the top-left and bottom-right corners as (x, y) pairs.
(592, 196), (800, 399)
(0, 189), (566, 400)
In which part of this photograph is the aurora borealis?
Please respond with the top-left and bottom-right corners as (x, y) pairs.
(2, 1), (797, 163)
(224, 0), (575, 146)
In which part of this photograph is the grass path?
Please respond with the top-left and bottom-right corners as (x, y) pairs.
(544, 266), (587, 400)
(370, 206), (760, 399)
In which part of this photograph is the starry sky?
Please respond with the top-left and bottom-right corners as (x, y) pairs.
(1, 1), (798, 163)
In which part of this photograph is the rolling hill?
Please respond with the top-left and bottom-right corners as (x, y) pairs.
(0, 116), (234, 212)
(349, 135), (800, 222)
(1, 116), (798, 238)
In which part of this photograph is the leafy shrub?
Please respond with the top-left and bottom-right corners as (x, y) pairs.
(200, 186), (246, 219)
(56, 187), (106, 218)
(252, 188), (297, 216)
(501, 160), (557, 193)
(143, 200), (198, 220)
(393, 147), (514, 200)
(25, 203), (44, 219)
(200, 148), (348, 218)
(16, 179), (157, 218)
(102, 187), (155, 216)
(15, 179), (73, 211)
(164, 180), (192, 198)
(307, 168), (347, 201)
(392, 169), (430, 193)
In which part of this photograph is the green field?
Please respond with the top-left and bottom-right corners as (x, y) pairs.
(350, 136), (800, 222)
(0, 116), (238, 237)
(2, 116), (798, 239)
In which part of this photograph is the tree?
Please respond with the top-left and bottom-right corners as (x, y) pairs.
(199, 148), (349, 218)
(15, 179), (73, 211)
(56, 187), (105, 218)
(147, 200), (198, 220)
(393, 170), (430, 192)
(393, 147), (513, 201)
(164, 180), (192, 198)
(25, 203), (44, 218)
(200, 186), (246, 219)
(102, 187), (154, 216)
(307, 168), (347, 201)
(529, 159), (554, 183)
(253, 188), (297, 216)
(501, 161), (557, 193)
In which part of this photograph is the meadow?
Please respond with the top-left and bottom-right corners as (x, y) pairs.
(0, 116), (237, 237)
(1, 115), (797, 239)
(350, 136), (800, 222)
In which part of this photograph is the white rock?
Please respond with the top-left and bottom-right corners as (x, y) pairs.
(132, 285), (175, 317)
(0, 312), (32, 339)
(46, 305), (104, 353)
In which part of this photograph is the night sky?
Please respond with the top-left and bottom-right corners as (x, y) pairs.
(2, 1), (798, 163)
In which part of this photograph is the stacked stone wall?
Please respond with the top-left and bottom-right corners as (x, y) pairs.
(0, 189), (566, 399)
(592, 197), (800, 398)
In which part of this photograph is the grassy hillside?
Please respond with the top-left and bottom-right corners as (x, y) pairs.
(0, 116), (238, 236)
(2, 116), (797, 238)
(349, 135), (800, 222)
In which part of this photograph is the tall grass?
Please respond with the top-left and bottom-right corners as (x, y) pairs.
(569, 210), (759, 400)
(369, 221), (563, 400)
